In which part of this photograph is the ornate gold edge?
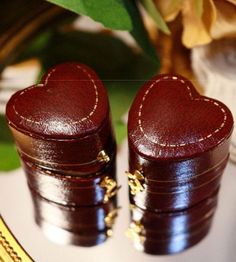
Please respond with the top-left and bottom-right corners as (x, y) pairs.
(0, 217), (33, 262)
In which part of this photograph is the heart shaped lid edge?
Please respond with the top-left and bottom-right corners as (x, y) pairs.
(128, 74), (234, 161)
(6, 62), (110, 140)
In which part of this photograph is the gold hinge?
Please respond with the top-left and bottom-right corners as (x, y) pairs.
(104, 208), (120, 238)
(100, 176), (120, 203)
(106, 229), (113, 237)
(97, 150), (110, 163)
(125, 170), (145, 195)
(126, 221), (145, 244)
(104, 208), (120, 228)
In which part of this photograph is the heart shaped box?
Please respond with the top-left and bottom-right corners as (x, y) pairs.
(128, 74), (233, 212)
(6, 62), (116, 175)
(127, 190), (218, 255)
(30, 191), (118, 247)
(23, 158), (118, 206)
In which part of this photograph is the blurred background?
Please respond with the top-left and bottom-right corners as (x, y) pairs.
(1, 0), (236, 172)
(0, 1), (236, 261)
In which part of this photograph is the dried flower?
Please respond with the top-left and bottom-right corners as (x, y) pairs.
(154, 0), (236, 47)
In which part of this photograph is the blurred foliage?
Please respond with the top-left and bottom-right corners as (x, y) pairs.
(45, 0), (160, 61)
(140, 0), (170, 34)
(120, 0), (159, 61)
(106, 81), (141, 144)
(0, 115), (20, 171)
(46, 0), (133, 30)
(18, 29), (159, 79)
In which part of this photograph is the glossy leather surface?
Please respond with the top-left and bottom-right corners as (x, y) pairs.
(128, 74), (233, 161)
(6, 62), (116, 173)
(130, 167), (223, 212)
(13, 120), (116, 174)
(127, 74), (233, 212)
(129, 157), (227, 212)
(23, 157), (117, 207)
(6, 62), (109, 138)
(143, 156), (228, 188)
(129, 140), (229, 182)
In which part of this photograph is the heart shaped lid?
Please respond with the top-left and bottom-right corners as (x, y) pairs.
(6, 62), (109, 139)
(128, 74), (233, 161)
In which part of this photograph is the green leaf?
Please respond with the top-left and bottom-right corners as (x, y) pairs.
(123, 0), (159, 62)
(0, 144), (20, 171)
(34, 30), (159, 81)
(140, 0), (170, 34)
(16, 31), (52, 62)
(0, 115), (20, 171)
(46, 0), (132, 30)
(115, 121), (127, 145)
(44, 0), (158, 62)
(106, 81), (144, 144)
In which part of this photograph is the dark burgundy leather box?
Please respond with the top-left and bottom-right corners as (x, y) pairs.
(6, 62), (116, 175)
(6, 62), (118, 208)
(128, 74), (233, 212)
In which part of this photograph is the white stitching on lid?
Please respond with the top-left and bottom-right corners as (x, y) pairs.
(138, 76), (227, 147)
(13, 65), (99, 125)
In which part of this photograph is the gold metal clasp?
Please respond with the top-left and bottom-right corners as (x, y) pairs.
(104, 208), (120, 237)
(104, 208), (119, 228)
(126, 221), (145, 244)
(97, 150), (110, 163)
(125, 170), (145, 195)
(100, 176), (120, 203)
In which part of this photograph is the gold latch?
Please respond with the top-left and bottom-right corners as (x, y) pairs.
(126, 221), (145, 244)
(97, 150), (110, 163)
(100, 176), (120, 203)
(104, 208), (120, 238)
(125, 170), (145, 195)
(104, 208), (119, 228)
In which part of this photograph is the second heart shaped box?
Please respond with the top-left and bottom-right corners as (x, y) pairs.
(127, 74), (233, 212)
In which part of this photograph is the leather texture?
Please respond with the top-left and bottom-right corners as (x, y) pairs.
(23, 157), (116, 207)
(129, 163), (223, 211)
(127, 74), (233, 212)
(128, 74), (233, 161)
(5, 62), (118, 245)
(129, 155), (228, 211)
(129, 140), (229, 182)
(6, 62), (116, 174)
(7, 62), (109, 138)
